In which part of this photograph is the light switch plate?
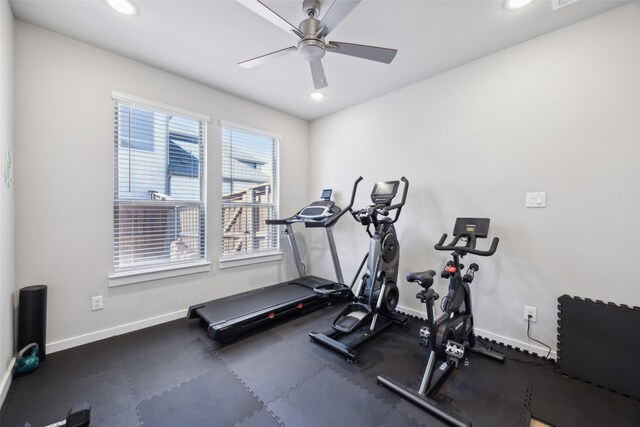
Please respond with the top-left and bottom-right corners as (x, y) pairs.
(526, 192), (546, 208)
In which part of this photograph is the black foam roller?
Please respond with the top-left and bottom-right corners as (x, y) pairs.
(17, 285), (47, 360)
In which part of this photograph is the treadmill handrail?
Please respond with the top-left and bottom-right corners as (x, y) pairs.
(324, 176), (362, 228)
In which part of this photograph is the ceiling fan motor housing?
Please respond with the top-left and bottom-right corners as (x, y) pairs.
(298, 17), (326, 61)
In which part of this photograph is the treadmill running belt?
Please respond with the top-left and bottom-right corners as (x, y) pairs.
(194, 277), (331, 325)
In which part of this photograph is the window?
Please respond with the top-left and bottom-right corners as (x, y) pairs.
(118, 106), (154, 151)
(221, 123), (279, 258)
(113, 94), (208, 273)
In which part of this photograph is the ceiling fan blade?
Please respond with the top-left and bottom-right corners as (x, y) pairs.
(309, 60), (328, 90)
(236, 0), (303, 38)
(238, 46), (297, 69)
(318, 0), (361, 37)
(327, 41), (397, 64)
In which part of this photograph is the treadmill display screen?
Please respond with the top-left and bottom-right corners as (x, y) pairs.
(321, 189), (332, 201)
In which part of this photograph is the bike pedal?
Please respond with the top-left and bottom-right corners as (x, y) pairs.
(445, 340), (465, 359)
(418, 326), (430, 347)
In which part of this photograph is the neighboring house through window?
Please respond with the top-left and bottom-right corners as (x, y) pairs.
(112, 93), (208, 274)
(221, 122), (279, 258)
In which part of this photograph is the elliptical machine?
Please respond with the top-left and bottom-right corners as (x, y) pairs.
(377, 218), (502, 427)
(309, 177), (410, 363)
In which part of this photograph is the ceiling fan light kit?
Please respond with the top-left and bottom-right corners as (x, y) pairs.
(505, 0), (535, 10)
(105, 0), (137, 16)
(236, 0), (398, 90)
(309, 91), (325, 100)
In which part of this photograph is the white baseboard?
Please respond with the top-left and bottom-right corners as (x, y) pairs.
(474, 328), (556, 360)
(397, 305), (557, 360)
(1, 357), (16, 407)
(46, 309), (188, 354)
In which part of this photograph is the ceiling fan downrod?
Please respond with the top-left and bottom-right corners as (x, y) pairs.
(298, 0), (326, 62)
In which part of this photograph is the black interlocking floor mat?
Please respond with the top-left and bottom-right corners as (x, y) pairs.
(431, 341), (556, 427)
(528, 365), (640, 427)
(267, 368), (393, 426)
(3, 364), (134, 426)
(394, 398), (449, 427)
(90, 404), (141, 427)
(136, 369), (262, 427)
(218, 334), (326, 403)
(2, 310), (640, 426)
(557, 295), (640, 399)
(235, 407), (281, 427)
(341, 320), (428, 403)
(124, 336), (222, 403)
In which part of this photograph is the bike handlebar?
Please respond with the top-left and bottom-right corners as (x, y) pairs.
(434, 232), (499, 256)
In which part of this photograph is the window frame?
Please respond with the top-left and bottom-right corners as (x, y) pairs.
(109, 91), (211, 286)
(219, 120), (281, 267)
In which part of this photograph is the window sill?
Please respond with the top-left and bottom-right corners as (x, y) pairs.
(219, 252), (283, 269)
(108, 260), (211, 287)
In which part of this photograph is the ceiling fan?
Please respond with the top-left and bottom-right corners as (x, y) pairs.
(236, 0), (398, 90)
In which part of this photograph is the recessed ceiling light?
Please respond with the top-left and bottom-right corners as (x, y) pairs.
(309, 92), (325, 100)
(505, 0), (534, 10)
(105, 0), (137, 16)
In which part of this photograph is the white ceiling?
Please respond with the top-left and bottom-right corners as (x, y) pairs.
(9, 0), (630, 121)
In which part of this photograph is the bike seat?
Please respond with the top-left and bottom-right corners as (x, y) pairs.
(406, 270), (436, 288)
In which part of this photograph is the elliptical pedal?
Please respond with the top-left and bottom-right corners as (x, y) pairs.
(334, 311), (366, 331)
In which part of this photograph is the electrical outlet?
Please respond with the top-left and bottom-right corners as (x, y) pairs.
(524, 305), (537, 322)
(92, 295), (104, 311)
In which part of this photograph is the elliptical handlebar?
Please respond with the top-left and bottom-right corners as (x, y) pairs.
(386, 176), (409, 224)
(348, 176), (409, 225)
(324, 176), (362, 228)
(434, 232), (499, 257)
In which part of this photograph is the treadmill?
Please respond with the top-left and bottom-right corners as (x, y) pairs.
(187, 185), (357, 342)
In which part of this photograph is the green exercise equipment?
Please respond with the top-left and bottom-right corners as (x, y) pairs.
(15, 343), (40, 376)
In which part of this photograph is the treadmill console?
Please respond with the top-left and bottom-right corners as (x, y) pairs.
(298, 189), (337, 220)
(370, 181), (399, 206)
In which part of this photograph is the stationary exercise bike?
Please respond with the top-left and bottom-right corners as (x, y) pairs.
(377, 218), (502, 427)
(309, 177), (410, 362)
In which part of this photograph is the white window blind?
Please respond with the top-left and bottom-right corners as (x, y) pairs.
(221, 124), (279, 258)
(113, 97), (207, 272)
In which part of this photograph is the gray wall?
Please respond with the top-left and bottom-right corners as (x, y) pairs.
(14, 22), (310, 351)
(0, 0), (15, 403)
(307, 3), (640, 356)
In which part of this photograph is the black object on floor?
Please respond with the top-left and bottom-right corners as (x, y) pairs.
(2, 314), (639, 426)
(17, 285), (48, 361)
(557, 294), (640, 399)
